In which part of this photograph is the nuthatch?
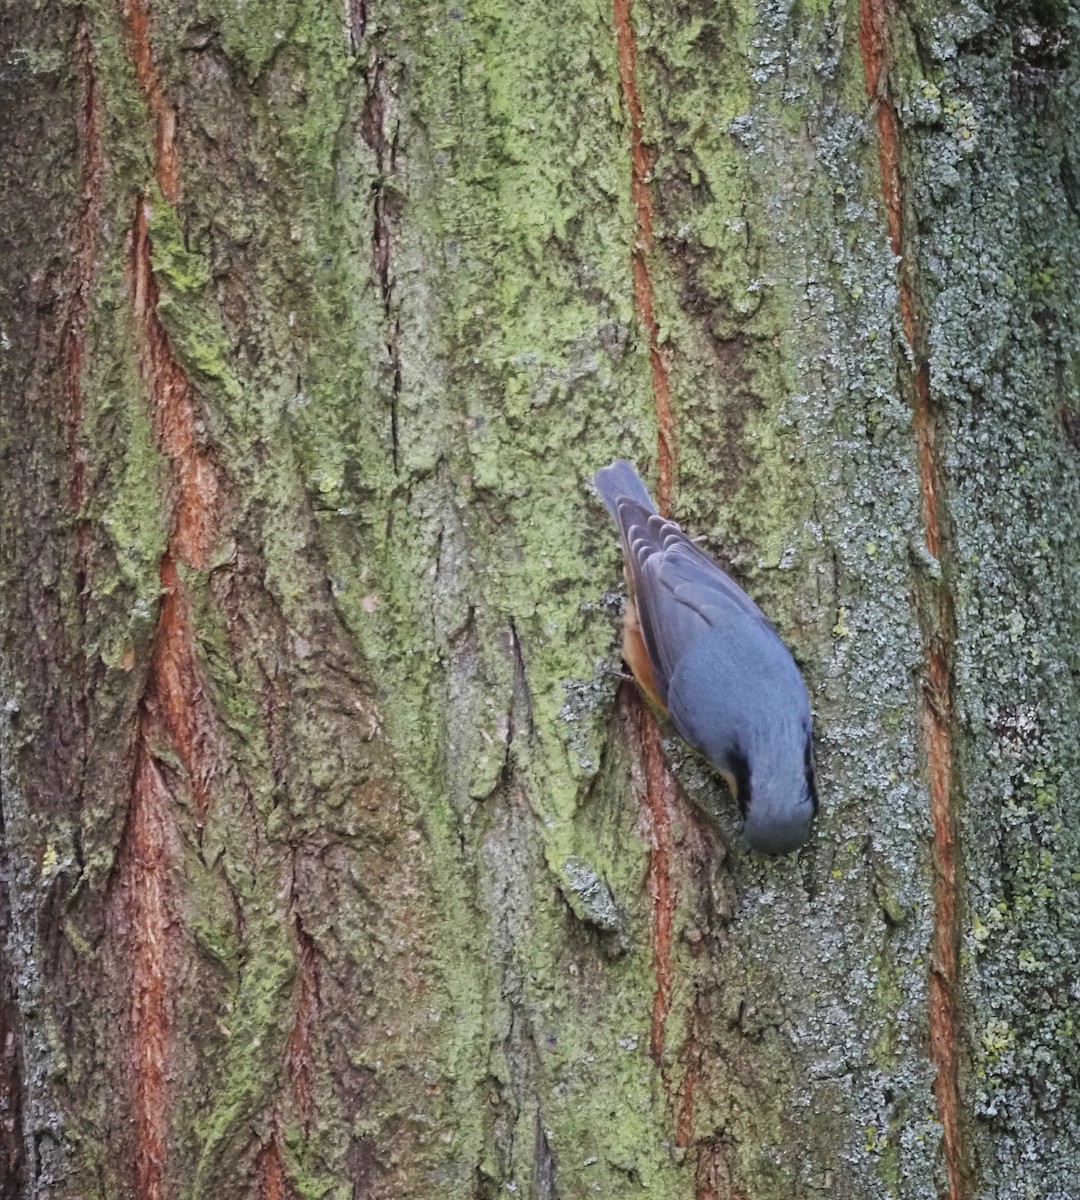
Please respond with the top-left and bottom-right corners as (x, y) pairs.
(595, 460), (817, 855)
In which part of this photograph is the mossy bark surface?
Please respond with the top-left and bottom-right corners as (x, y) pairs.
(1, 0), (1079, 1196)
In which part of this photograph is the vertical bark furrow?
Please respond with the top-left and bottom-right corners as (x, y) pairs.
(143, 557), (220, 822)
(693, 1144), (734, 1200)
(119, 565), (220, 1191)
(120, 23), (230, 1185)
(123, 0), (179, 202)
(66, 13), (103, 521)
(859, 3), (965, 1196)
(613, 0), (685, 1100)
(638, 706), (677, 1064)
(131, 193), (226, 812)
(347, 0), (370, 54)
(286, 854), (320, 1133)
(119, 748), (176, 1200)
(132, 202), (224, 570)
(256, 1137), (289, 1200)
(361, 56), (403, 473)
(612, 0), (675, 511)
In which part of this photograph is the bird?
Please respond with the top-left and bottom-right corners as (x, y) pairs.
(594, 459), (817, 855)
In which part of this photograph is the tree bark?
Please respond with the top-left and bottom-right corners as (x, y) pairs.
(2, 0), (1079, 1196)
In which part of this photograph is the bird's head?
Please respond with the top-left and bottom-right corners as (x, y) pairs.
(723, 724), (817, 856)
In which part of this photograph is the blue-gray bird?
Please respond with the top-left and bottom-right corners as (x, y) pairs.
(594, 460), (817, 855)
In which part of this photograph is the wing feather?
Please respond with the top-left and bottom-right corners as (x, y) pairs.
(613, 503), (773, 707)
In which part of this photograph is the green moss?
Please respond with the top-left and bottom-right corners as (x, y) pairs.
(191, 897), (297, 1198)
(145, 195), (211, 292)
(215, 0), (305, 81)
(87, 302), (169, 650)
(6, 0), (1078, 1190)
(145, 196), (246, 423)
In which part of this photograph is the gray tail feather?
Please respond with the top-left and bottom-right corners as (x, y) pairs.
(593, 459), (657, 521)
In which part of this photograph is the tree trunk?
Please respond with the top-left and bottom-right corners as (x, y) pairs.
(2, 0), (1079, 1195)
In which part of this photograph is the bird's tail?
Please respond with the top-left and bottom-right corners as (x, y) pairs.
(593, 459), (657, 522)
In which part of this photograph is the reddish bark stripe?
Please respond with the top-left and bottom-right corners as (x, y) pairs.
(915, 365), (942, 560)
(122, 555), (220, 1195)
(858, 2), (964, 1196)
(124, 227), (221, 1187)
(132, 202), (223, 569)
(287, 863), (321, 1131)
(612, 0), (675, 514)
(257, 1139), (289, 1200)
(614, 0), (679, 1074)
(124, 0), (179, 202)
(149, 556), (216, 820)
(286, 948), (317, 1128)
(121, 18), (222, 1184)
(638, 707), (677, 1062)
(126, 746), (173, 1200)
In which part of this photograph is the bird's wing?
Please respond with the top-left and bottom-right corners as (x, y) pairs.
(616, 503), (772, 704)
